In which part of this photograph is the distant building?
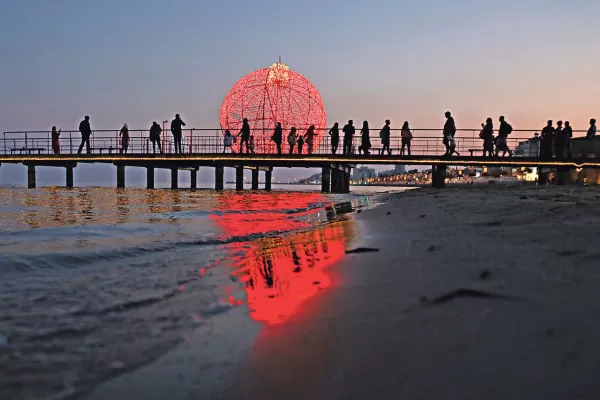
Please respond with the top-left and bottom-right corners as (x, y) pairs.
(514, 136), (540, 157)
(394, 165), (406, 174)
(352, 166), (376, 181)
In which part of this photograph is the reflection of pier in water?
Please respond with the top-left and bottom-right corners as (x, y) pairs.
(211, 192), (356, 324)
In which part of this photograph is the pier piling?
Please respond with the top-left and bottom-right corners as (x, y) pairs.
(66, 165), (74, 188)
(235, 167), (244, 190)
(116, 165), (125, 189)
(171, 169), (178, 189)
(251, 169), (259, 190)
(321, 167), (331, 193)
(190, 169), (197, 190)
(146, 167), (154, 189)
(27, 165), (36, 189)
(432, 164), (447, 188)
(265, 170), (272, 191)
(215, 166), (224, 191)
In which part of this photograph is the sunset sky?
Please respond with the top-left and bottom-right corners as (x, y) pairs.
(1, 0), (599, 183)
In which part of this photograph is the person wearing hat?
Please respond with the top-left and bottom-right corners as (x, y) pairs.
(170, 113), (186, 154)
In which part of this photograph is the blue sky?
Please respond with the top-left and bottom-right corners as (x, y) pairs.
(1, 0), (599, 184)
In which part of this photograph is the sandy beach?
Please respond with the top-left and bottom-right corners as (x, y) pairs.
(86, 185), (600, 400)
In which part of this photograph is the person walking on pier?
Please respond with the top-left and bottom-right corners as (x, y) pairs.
(380, 120), (391, 155)
(51, 126), (61, 155)
(554, 121), (564, 160)
(272, 122), (283, 154)
(563, 121), (573, 158)
(443, 111), (456, 155)
(119, 123), (130, 154)
(587, 119), (597, 139)
(77, 115), (92, 154)
(288, 127), (297, 154)
(481, 118), (494, 158)
(171, 114), (186, 154)
(249, 135), (256, 154)
(358, 121), (372, 155)
(540, 120), (554, 160)
(238, 118), (251, 154)
(304, 125), (317, 154)
(297, 132), (304, 154)
(329, 122), (340, 154)
(150, 121), (163, 154)
(496, 116), (513, 157)
(223, 130), (235, 153)
(342, 120), (355, 156)
(401, 121), (412, 156)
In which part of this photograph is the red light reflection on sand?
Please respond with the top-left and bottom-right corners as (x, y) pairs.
(212, 192), (349, 325)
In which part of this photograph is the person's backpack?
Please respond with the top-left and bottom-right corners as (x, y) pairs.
(379, 129), (384, 138)
(479, 130), (485, 140)
(506, 123), (513, 135)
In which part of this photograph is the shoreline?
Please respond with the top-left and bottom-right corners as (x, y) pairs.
(87, 185), (600, 399)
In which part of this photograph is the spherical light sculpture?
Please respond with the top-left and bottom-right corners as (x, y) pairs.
(220, 61), (327, 153)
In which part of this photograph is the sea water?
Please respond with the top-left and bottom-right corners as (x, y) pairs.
(0, 185), (406, 399)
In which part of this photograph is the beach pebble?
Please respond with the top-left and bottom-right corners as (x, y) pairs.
(427, 245), (437, 252)
(419, 214), (426, 218)
(387, 212), (391, 215)
(479, 269), (492, 280)
(519, 195), (529, 200)
(544, 328), (555, 338)
(0, 335), (8, 349)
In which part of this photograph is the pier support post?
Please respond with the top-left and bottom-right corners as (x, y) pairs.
(538, 168), (548, 185)
(251, 169), (259, 190)
(116, 165), (125, 189)
(146, 167), (154, 189)
(265, 170), (272, 191)
(432, 164), (447, 188)
(342, 170), (350, 193)
(321, 167), (331, 193)
(66, 165), (74, 188)
(190, 169), (197, 190)
(171, 168), (178, 189)
(331, 169), (339, 193)
(215, 166), (224, 191)
(236, 167), (244, 191)
(27, 165), (36, 189)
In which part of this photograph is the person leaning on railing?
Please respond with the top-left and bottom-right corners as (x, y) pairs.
(149, 121), (163, 154)
(51, 126), (61, 154)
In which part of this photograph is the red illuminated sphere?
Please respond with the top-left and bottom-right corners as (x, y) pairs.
(220, 62), (327, 152)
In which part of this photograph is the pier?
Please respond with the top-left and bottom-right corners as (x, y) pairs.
(2, 128), (600, 191)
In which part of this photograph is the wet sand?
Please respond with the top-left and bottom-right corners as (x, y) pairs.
(87, 185), (600, 400)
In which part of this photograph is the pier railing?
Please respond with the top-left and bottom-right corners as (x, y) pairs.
(1, 128), (593, 158)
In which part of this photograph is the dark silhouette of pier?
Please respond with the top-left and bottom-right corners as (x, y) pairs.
(2, 128), (600, 191)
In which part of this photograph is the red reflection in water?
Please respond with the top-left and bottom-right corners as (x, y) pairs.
(212, 192), (352, 325)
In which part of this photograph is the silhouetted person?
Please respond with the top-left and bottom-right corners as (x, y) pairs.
(304, 125), (317, 154)
(150, 121), (162, 154)
(554, 120), (564, 160)
(587, 119), (597, 139)
(288, 127), (297, 154)
(358, 121), (371, 155)
(540, 120), (554, 160)
(119, 123), (130, 154)
(401, 121), (412, 156)
(496, 116), (513, 157)
(78, 115), (92, 154)
(563, 121), (573, 158)
(272, 122), (283, 154)
(342, 120), (355, 155)
(329, 123), (340, 154)
(443, 111), (456, 155)
(238, 118), (251, 154)
(297, 133), (304, 154)
(51, 126), (61, 155)
(249, 135), (256, 154)
(223, 130), (235, 153)
(171, 114), (185, 154)
(482, 118), (494, 158)
(380, 120), (391, 155)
